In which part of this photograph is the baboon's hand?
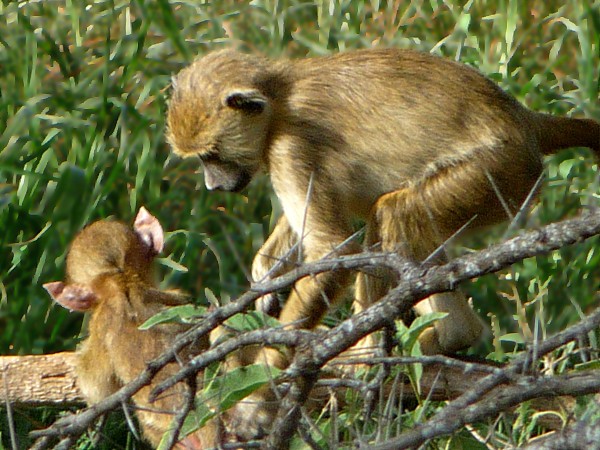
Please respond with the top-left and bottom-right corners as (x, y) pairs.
(228, 347), (287, 439)
(251, 216), (299, 316)
(229, 392), (277, 441)
(252, 252), (282, 316)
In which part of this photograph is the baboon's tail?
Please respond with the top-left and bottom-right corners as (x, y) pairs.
(535, 112), (600, 155)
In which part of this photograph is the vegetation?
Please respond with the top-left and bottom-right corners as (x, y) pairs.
(1, 0), (599, 448)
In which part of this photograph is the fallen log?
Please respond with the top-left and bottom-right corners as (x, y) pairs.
(1, 352), (83, 407)
(0, 350), (574, 426)
(1, 351), (501, 408)
(1, 352), (494, 407)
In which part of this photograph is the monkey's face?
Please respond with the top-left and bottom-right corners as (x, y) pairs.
(196, 153), (253, 192)
(166, 61), (272, 193)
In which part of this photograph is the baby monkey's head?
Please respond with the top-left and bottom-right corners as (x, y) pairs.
(43, 207), (163, 311)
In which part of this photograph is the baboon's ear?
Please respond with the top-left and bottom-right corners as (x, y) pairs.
(133, 206), (164, 255)
(223, 89), (267, 113)
(43, 282), (97, 312)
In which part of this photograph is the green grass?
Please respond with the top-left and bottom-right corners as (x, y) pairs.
(1, 0), (599, 448)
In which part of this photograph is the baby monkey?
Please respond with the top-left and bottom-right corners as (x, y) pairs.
(44, 207), (218, 449)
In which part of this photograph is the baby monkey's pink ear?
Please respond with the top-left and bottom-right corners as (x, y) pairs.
(43, 282), (97, 312)
(134, 206), (164, 255)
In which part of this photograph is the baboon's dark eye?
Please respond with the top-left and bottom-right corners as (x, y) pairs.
(198, 152), (220, 164)
(224, 91), (266, 114)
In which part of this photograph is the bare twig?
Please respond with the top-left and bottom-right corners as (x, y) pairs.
(161, 376), (198, 450)
(520, 419), (600, 450)
(369, 369), (600, 450)
(365, 302), (600, 449)
(29, 209), (600, 449)
(328, 354), (501, 374)
(3, 367), (18, 450)
(263, 209), (600, 449)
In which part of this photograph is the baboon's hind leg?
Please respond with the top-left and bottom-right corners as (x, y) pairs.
(355, 149), (542, 354)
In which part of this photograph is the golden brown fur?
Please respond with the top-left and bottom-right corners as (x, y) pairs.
(44, 208), (219, 449)
(166, 48), (600, 436)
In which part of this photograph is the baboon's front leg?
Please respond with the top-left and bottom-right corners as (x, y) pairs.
(234, 221), (359, 439)
(251, 215), (300, 315)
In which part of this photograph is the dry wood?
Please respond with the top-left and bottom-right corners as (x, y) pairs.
(0, 350), (575, 431)
(521, 420), (600, 450)
(1, 351), (487, 406)
(17, 210), (600, 449)
(0, 352), (83, 407)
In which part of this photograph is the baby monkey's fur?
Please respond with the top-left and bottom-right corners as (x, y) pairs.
(44, 208), (219, 449)
(167, 48), (600, 437)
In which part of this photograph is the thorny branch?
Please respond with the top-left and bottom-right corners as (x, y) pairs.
(161, 376), (198, 450)
(263, 209), (600, 449)
(520, 419), (600, 450)
(30, 209), (600, 449)
(368, 307), (600, 450)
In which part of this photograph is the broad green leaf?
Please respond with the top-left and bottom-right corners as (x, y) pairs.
(177, 364), (281, 439)
(399, 312), (448, 352)
(575, 360), (600, 371)
(225, 310), (281, 332)
(156, 256), (189, 273)
(139, 305), (207, 330)
(499, 333), (525, 344)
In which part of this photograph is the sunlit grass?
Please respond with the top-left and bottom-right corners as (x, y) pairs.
(1, 0), (598, 447)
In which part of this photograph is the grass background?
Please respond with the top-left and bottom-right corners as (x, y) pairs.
(1, 0), (599, 448)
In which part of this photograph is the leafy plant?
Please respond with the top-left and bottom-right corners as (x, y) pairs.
(1, 0), (599, 448)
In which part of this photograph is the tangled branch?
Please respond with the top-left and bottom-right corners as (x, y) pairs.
(30, 208), (600, 449)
